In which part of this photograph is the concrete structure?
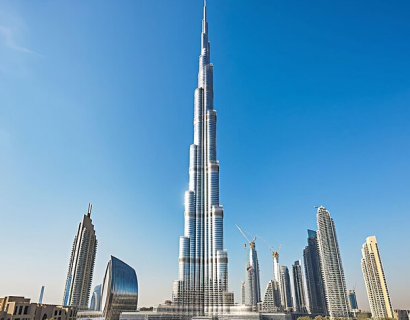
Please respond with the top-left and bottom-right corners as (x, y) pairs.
(316, 206), (350, 319)
(63, 204), (97, 310)
(291, 260), (306, 313)
(0, 296), (77, 320)
(279, 266), (292, 311)
(101, 256), (138, 320)
(246, 241), (262, 309)
(171, 1), (232, 316)
(361, 236), (393, 319)
(262, 280), (281, 313)
(394, 310), (410, 320)
(303, 230), (327, 315)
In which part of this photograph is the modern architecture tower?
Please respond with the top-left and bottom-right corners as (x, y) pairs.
(101, 256), (138, 320)
(292, 260), (307, 313)
(63, 204), (97, 309)
(246, 241), (261, 309)
(280, 266), (293, 311)
(303, 229), (327, 315)
(316, 206), (350, 319)
(172, 2), (230, 315)
(347, 290), (358, 311)
(262, 280), (281, 312)
(361, 236), (393, 319)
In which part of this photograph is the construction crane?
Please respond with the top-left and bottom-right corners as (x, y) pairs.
(236, 224), (256, 248)
(258, 236), (282, 258)
(272, 244), (283, 258)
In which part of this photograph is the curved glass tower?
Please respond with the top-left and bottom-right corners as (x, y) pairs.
(101, 256), (138, 320)
(172, 2), (229, 315)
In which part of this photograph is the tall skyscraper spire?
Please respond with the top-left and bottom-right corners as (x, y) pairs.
(63, 204), (97, 309)
(172, 2), (231, 316)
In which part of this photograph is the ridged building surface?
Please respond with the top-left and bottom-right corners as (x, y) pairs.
(246, 242), (261, 308)
(63, 204), (97, 309)
(292, 260), (307, 313)
(316, 206), (350, 319)
(172, 2), (230, 315)
(361, 236), (393, 319)
(303, 229), (327, 315)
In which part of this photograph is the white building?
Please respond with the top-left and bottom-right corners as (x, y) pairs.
(316, 206), (350, 318)
(361, 236), (393, 319)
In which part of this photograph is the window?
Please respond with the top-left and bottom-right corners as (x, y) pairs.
(19, 306), (23, 315)
(24, 306), (29, 315)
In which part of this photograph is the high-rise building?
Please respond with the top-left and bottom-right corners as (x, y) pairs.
(246, 241), (261, 308)
(101, 256), (138, 320)
(361, 236), (393, 319)
(303, 229), (327, 315)
(90, 284), (102, 311)
(241, 281), (246, 305)
(316, 206), (350, 319)
(347, 290), (358, 311)
(172, 1), (231, 315)
(63, 204), (97, 309)
(38, 286), (45, 304)
(280, 266), (293, 311)
(262, 280), (281, 313)
(292, 260), (307, 313)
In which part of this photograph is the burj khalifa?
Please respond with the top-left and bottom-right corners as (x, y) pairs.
(172, 1), (231, 316)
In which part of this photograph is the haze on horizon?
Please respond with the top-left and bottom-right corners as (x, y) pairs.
(0, 0), (409, 311)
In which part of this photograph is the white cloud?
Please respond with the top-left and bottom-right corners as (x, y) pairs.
(0, 25), (44, 58)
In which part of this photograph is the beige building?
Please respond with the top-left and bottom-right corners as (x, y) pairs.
(361, 236), (393, 319)
(0, 296), (77, 320)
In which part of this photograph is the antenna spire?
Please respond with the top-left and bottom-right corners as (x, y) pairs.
(87, 203), (92, 217)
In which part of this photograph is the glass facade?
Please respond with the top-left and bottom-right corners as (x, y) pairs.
(102, 256), (138, 320)
(173, 2), (230, 316)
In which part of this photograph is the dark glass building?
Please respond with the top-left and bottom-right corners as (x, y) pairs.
(101, 256), (138, 320)
(303, 230), (327, 315)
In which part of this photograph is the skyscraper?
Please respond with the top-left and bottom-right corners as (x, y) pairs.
(90, 284), (102, 311)
(172, 2), (230, 315)
(316, 206), (350, 319)
(63, 204), (97, 309)
(361, 236), (393, 319)
(101, 256), (138, 320)
(280, 266), (293, 311)
(246, 241), (261, 309)
(292, 260), (307, 313)
(303, 229), (327, 315)
(347, 290), (358, 311)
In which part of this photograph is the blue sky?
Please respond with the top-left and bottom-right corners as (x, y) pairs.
(0, 0), (409, 310)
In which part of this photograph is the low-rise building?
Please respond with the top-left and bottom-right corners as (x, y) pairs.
(0, 296), (77, 320)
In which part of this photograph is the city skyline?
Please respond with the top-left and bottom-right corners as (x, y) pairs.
(1, 0), (410, 312)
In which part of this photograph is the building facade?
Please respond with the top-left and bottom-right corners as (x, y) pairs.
(292, 260), (307, 313)
(316, 206), (350, 319)
(63, 204), (97, 309)
(262, 280), (281, 313)
(303, 229), (327, 315)
(90, 285), (102, 311)
(347, 290), (358, 311)
(246, 242), (262, 309)
(0, 296), (77, 320)
(361, 236), (393, 319)
(101, 256), (138, 320)
(172, 1), (231, 316)
(279, 266), (293, 311)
